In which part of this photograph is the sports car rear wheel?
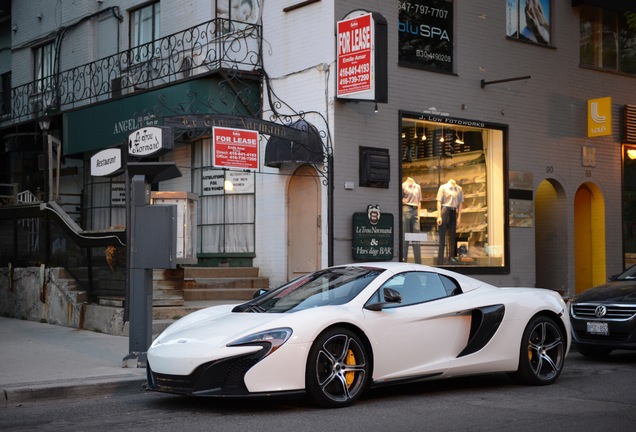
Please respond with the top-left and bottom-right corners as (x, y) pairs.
(306, 327), (369, 408)
(511, 315), (565, 385)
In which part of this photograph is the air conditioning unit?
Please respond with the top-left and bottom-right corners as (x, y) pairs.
(29, 95), (43, 113)
(112, 66), (149, 96)
(180, 56), (193, 79)
(111, 76), (125, 98)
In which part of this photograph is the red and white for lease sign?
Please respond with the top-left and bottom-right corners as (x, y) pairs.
(212, 127), (259, 171)
(337, 13), (372, 97)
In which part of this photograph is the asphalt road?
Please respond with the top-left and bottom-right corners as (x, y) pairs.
(1, 350), (635, 432)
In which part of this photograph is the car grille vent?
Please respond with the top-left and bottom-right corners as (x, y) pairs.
(148, 351), (267, 396)
(572, 303), (636, 321)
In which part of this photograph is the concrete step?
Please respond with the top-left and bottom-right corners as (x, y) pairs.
(183, 287), (256, 301)
(181, 267), (268, 303)
(184, 277), (268, 290)
(183, 267), (260, 279)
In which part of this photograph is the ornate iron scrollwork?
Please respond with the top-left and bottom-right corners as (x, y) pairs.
(7, 18), (262, 125)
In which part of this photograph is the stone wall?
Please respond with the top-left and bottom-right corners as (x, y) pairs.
(0, 266), (126, 336)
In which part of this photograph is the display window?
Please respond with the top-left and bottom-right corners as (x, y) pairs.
(622, 144), (636, 268)
(400, 112), (508, 272)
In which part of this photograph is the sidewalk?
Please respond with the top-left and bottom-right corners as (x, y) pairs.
(0, 316), (146, 408)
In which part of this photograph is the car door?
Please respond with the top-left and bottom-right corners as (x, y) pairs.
(363, 271), (473, 382)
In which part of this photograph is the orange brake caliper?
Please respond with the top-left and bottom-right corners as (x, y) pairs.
(345, 349), (356, 387)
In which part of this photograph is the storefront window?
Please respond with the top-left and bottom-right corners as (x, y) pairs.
(400, 112), (507, 271)
(193, 139), (255, 255)
(622, 145), (636, 268)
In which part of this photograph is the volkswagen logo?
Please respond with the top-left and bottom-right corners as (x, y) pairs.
(594, 305), (607, 318)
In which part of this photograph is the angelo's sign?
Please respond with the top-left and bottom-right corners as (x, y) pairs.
(588, 97), (612, 138)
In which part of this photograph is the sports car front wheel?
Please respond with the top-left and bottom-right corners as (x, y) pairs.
(511, 315), (566, 385)
(306, 327), (369, 408)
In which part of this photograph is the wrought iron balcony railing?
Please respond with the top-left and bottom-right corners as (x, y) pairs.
(3, 18), (262, 125)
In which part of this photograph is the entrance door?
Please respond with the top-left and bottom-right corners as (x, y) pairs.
(574, 183), (606, 293)
(287, 165), (321, 281)
(535, 179), (568, 293)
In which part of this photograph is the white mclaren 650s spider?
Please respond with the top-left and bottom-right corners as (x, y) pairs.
(146, 262), (571, 408)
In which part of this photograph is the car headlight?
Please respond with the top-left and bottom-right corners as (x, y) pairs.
(227, 328), (293, 357)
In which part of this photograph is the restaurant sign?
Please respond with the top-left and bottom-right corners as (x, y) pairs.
(352, 205), (394, 261)
(90, 147), (123, 177)
(128, 126), (174, 157)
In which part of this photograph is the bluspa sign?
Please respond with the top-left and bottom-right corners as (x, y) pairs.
(398, 0), (454, 74)
(212, 126), (259, 171)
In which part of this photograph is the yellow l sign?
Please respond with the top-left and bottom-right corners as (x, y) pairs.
(587, 97), (612, 137)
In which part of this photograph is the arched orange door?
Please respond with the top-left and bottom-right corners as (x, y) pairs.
(287, 165), (321, 281)
(574, 183), (606, 293)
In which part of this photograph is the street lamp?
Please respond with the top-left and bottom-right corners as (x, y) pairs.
(38, 117), (51, 132)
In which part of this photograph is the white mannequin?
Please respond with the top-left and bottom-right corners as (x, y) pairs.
(436, 179), (463, 264)
(436, 179), (462, 226)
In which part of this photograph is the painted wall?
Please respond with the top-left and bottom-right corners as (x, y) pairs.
(326, 0), (630, 293)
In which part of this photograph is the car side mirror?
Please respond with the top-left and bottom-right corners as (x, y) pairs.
(383, 288), (402, 303)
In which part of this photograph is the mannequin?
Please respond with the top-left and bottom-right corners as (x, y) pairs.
(436, 179), (463, 264)
(402, 176), (421, 263)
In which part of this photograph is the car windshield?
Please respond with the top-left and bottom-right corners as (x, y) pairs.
(233, 266), (384, 313)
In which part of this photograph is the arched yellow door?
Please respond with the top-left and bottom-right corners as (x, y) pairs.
(287, 165), (321, 281)
(574, 183), (606, 293)
(535, 179), (568, 293)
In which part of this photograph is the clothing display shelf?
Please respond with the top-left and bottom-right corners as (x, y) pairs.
(403, 150), (487, 240)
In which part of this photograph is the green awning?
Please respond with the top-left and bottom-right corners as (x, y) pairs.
(63, 77), (260, 156)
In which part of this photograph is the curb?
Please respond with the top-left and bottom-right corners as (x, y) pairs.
(1, 375), (147, 408)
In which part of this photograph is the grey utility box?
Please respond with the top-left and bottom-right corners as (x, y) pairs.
(131, 204), (177, 269)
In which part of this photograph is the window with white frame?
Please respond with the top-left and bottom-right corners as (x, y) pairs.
(193, 139), (256, 255)
(130, 2), (161, 64)
(34, 42), (55, 93)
